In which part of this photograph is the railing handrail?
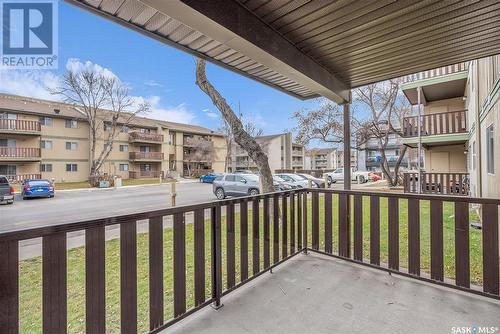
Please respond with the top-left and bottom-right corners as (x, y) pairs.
(0, 119), (41, 131)
(404, 109), (467, 120)
(129, 131), (163, 142)
(0, 147), (41, 157)
(129, 151), (164, 159)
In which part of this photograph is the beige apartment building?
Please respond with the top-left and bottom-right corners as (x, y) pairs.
(305, 148), (357, 170)
(400, 56), (500, 198)
(227, 132), (304, 172)
(0, 94), (225, 183)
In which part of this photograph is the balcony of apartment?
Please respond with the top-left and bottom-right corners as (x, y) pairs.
(0, 147), (41, 161)
(129, 131), (164, 144)
(129, 170), (163, 179)
(0, 119), (41, 136)
(129, 151), (164, 162)
(183, 136), (213, 148)
(4, 173), (42, 183)
(403, 171), (469, 196)
(401, 110), (468, 148)
(2, 188), (498, 334)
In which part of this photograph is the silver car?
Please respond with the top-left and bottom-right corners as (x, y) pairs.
(275, 173), (313, 188)
(213, 173), (260, 199)
(213, 173), (284, 199)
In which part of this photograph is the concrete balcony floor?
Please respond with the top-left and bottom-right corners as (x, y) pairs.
(167, 253), (500, 334)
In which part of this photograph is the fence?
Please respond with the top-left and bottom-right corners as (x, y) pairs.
(1, 188), (498, 333)
(402, 110), (467, 137)
(403, 172), (469, 196)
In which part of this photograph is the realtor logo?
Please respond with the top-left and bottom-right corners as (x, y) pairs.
(1, 0), (58, 69)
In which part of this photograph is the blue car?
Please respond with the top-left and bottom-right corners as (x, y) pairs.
(22, 179), (55, 199)
(200, 173), (222, 183)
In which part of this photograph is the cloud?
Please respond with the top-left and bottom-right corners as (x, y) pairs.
(202, 108), (219, 119)
(0, 68), (60, 100)
(0, 59), (197, 124)
(144, 80), (162, 87)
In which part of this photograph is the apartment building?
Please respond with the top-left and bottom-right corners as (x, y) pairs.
(227, 132), (304, 172)
(305, 148), (357, 170)
(399, 58), (500, 197)
(357, 133), (418, 172)
(0, 94), (225, 183)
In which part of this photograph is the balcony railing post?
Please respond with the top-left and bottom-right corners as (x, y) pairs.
(210, 205), (223, 309)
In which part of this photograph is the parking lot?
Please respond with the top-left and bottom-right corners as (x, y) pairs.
(0, 181), (215, 233)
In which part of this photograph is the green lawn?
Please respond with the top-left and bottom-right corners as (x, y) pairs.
(18, 195), (483, 333)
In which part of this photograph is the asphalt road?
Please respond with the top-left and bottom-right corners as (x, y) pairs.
(0, 181), (215, 233)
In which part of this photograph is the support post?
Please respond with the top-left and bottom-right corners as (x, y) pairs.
(343, 98), (351, 191)
(417, 86), (422, 194)
(171, 181), (177, 206)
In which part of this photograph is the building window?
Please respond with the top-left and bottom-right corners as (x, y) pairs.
(66, 142), (78, 150)
(65, 119), (78, 128)
(487, 125), (494, 174)
(66, 164), (78, 172)
(39, 117), (53, 126)
(0, 139), (16, 147)
(119, 144), (129, 152)
(40, 164), (53, 172)
(104, 123), (112, 132)
(119, 163), (129, 171)
(121, 126), (129, 133)
(0, 164), (16, 175)
(140, 164), (151, 171)
(40, 140), (53, 150)
(169, 133), (175, 145)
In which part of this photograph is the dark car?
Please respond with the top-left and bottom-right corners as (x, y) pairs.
(0, 175), (15, 204)
(200, 172), (222, 183)
(22, 179), (55, 199)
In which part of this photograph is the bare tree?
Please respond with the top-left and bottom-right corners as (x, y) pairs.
(354, 80), (411, 186)
(292, 99), (345, 146)
(184, 136), (215, 176)
(219, 111), (264, 172)
(195, 58), (274, 193)
(51, 69), (149, 177)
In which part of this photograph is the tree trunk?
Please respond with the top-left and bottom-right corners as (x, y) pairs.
(195, 59), (274, 193)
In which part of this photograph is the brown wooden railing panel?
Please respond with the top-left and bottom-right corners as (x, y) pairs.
(129, 170), (163, 179)
(402, 110), (467, 137)
(86, 226), (105, 334)
(129, 131), (163, 143)
(370, 196), (380, 265)
(43, 233), (67, 334)
(338, 193), (349, 257)
(173, 213), (186, 317)
(226, 203), (236, 289)
(193, 209), (206, 305)
(0, 119), (41, 132)
(324, 192), (333, 254)
(129, 152), (164, 160)
(211, 206), (222, 308)
(482, 204), (499, 295)
(403, 172), (469, 196)
(388, 197), (399, 270)
(0, 240), (19, 334)
(263, 197), (270, 269)
(240, 201), (249, 281)
(454, 202), (470, 288)
(149, 217), (163, 330)
(273, 195), (279, 264)
(121, 222), (137, 334)
(430, 200), (444, 281)
(0, 147), (41, 158)
(408, 198), (420, 276)
(290, 193), (295, 254)
(312, 192), (319, 250)
(5, 174), (41, 183)
(282, 194), (288, 258)
(252, 199), (260, 275)
(353, 195), (363, 262)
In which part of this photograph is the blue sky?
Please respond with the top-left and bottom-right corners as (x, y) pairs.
(0, 1), (318, 135)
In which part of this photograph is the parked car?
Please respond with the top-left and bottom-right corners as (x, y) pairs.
(368, 172), (381, 182)
(0, 175), (15, 205)
(296, 173), (326, 188)
(234, 170), (254, 174)
(273, 175), (298, 190)
(200, 172), (222, 183)
(324, 168), (370, 185)
(22, 179), (55, 199)
(213, 173), (281, 199)
(275, 173), (313, 188)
